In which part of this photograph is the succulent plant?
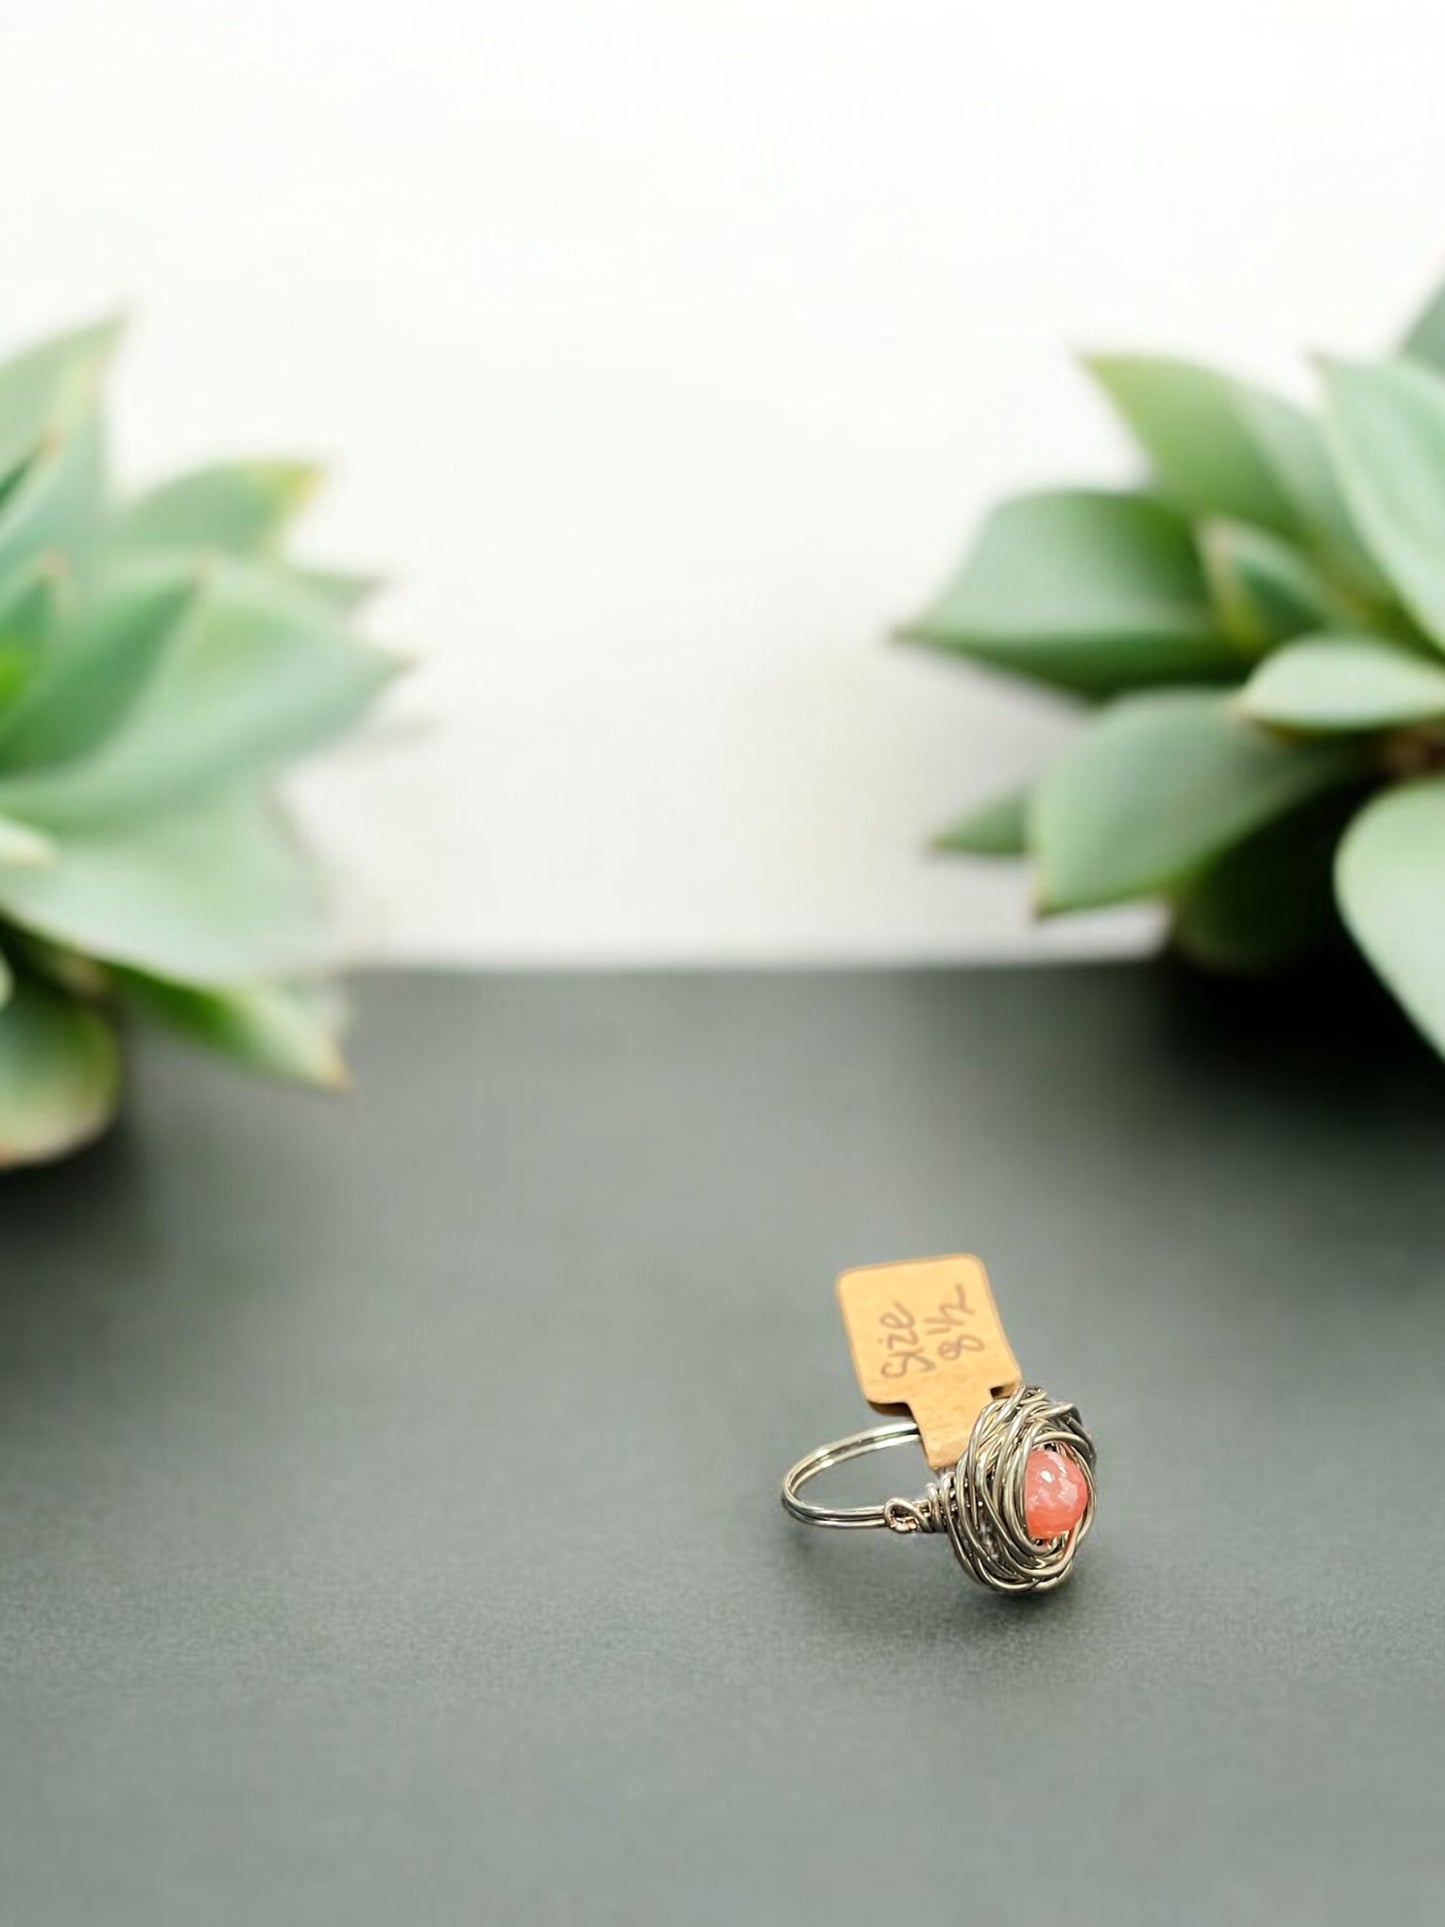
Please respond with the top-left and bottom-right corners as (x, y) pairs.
(0, 317), (400, 1166)
(906, 271), (1445, 1062)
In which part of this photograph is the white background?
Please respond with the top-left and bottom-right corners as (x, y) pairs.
(2, 1), (1441, 962)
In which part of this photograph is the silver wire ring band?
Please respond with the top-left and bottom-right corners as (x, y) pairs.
(780, 1418), (927, 1529)
(781, 1387), (1097, 1594)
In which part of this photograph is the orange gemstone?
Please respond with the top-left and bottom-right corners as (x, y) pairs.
(1024, 1448), (1088, 1541)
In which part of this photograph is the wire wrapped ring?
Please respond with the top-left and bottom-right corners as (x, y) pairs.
(781, 1386), (1096, 1594)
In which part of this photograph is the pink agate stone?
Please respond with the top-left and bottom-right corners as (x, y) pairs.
(1024, 1448), (1088, 1541)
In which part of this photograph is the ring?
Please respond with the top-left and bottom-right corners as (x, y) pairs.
(781, 1385), (1097, 1594)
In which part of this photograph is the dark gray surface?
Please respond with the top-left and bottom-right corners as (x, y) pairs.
(3, 965), (1444, 1924)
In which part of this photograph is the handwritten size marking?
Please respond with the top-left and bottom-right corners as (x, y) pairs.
(877, 1300), (936, 1378)
(922, 1277), (986, 1360)
(872, 1275), (995, 1380)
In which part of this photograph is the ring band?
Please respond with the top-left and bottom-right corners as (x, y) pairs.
(781, 1418), (925, 1529)
(781, 1385), (1097, 1594)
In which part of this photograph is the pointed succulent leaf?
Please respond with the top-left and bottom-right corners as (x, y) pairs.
(0, 554), (67, 631)
(0, 792), (333, 985)
(1170, 796), (1348, 974)
(0, 412), (108, 590)
(1199, 522), (1339, 652)
(118, 971), (349, 1089)
(1087, 354), (1294, 528)
(0, 557), (401, 823)
(933, 784), (1031, 856)
(1336, 777), (1445, 1058)
(1320, 356), (1445, 650)
(280, 564), (385, 617)
(1240, 633), (1445, 732)
(113, 460), (322, 557)
(1399, 268), (1445, 375)
(902, 489), (1234, 696)
(0, 555), (201, 770)
(0, 977), (120, 1167)
(1085, 354), (1380, 588)
(0, 317), (121, 490)
(136, 557), (386, 621)
(1032, 690), (1368, 912)
(0, 556), (67, 711)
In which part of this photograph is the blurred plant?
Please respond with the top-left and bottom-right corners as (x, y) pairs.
(905, 272), (1445, 1062)
(0, 318), (400, 1166)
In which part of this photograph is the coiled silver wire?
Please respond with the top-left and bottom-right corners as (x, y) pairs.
(884, 1385), (1096, 1593)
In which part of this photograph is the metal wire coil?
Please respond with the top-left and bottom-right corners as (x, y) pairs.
(883, 1385), (1097, 1593)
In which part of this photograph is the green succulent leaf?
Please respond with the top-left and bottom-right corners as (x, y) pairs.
(1240, 634), (1445, 732)
(0, 976), (120, 1167)
(902, 489), (1233, 695)
(1032, 690), (1368, 912)
(1335, 776), (1445, 1056)
(1320, 356), (1445, 650)
(1199, 522), (1338, 653)
(0, 792), (331, 985)
(1399, 268), (1445, 375)
(281, 564), (385, 617)
(0, 557), (67, 709)
(933, 784), (1031, 856)
(1087, 355), (1292, 528)
(1170, 797), (1348, 974)
(0, 313), (396, 1156)
(117, 971), (349, 1089)
(0, 556), (201, 771)
(0, 815), (55, 865)
(0, 928), (110, 998)
(1084, 355), (1376, 586)
(0, 557), (401, 823)
(0, 317), (121, 491)
(0, 413), (108, 589)
(113, 460), (322, 557)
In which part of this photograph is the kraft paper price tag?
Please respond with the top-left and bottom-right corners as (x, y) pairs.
(836, 1254), (1022, 1472)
